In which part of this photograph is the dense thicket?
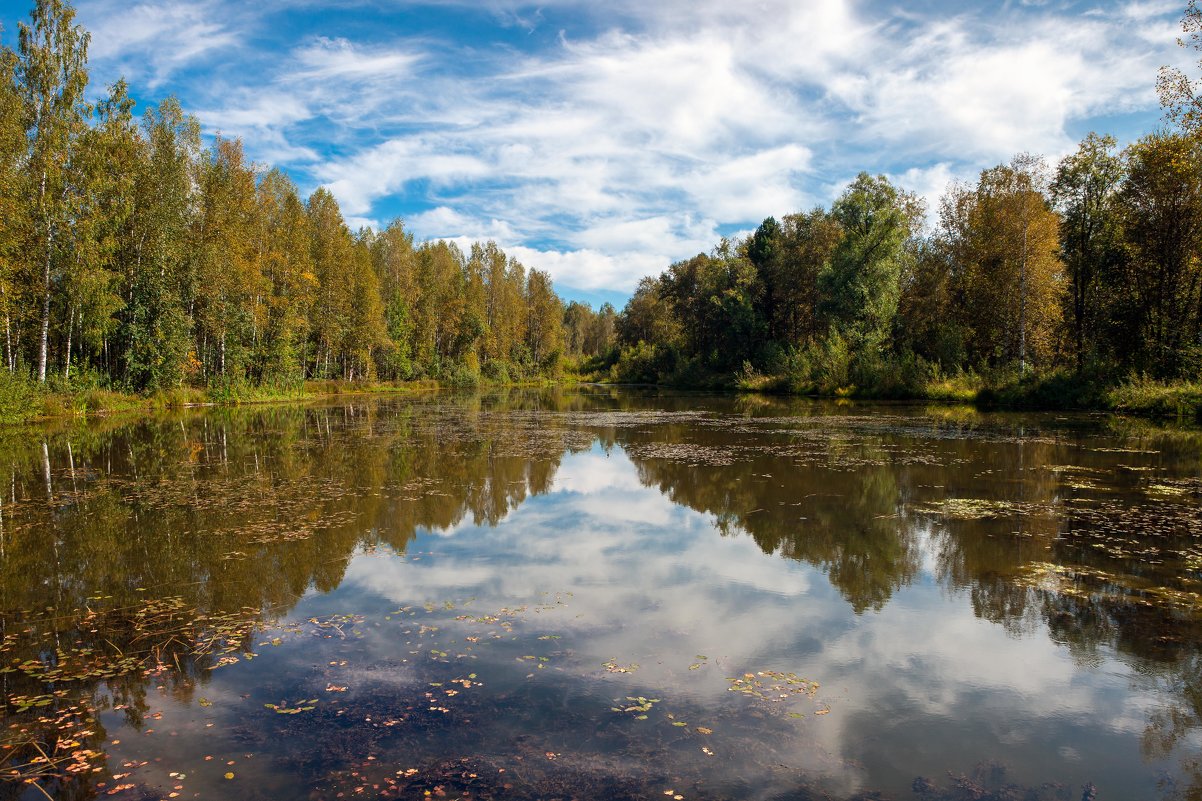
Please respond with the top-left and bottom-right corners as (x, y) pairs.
(0, 0), (608, 393)
(610, 139), (1202, 391)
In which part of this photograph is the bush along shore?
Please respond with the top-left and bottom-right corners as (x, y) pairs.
(580, 346), (1202, 421)
(2, 358), (1198, 427)
(0, 375), (452, 426)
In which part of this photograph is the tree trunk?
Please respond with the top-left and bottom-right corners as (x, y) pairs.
(38, 251), (51, 383)
(4, 307), (11, 374)
(64, 304), (75, 381)
(1019, 204), (1029, 375)
(37, 170), (53, 383)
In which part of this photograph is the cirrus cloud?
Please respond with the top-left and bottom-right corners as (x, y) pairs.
(2, 0), (1185, 299)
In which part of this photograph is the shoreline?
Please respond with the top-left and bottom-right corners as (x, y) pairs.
(5, 373), (1201, 427)
(0, 376), (578, 427)
(596, 372), (1202, 422)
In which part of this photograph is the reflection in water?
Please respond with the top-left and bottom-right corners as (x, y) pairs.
(0, 389), (1200, 800)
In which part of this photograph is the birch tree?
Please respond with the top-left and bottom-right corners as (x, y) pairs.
(17, 0), (90, 382)
(0, 46), (26, 373)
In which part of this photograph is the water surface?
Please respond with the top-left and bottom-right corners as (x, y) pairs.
(2, 388), (1201, 800)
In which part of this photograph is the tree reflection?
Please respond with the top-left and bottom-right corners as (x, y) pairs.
(2, 390), (1201, 799)
(0, 393), (580, 798)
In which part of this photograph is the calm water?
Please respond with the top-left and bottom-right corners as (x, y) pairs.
(2, 388), (1201, 801)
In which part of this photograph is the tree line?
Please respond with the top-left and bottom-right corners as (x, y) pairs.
(610, 4), (1202, 393)
(6, 0), (1202, 400)
(0, 0), (606, 393)
(610, 132), (1202, 392)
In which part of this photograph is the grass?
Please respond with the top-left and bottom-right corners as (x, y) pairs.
(0, 374), (503, 426)
(0, 364), (562, 427)
(301, 379), (439, 398)
(598, 347), (1202, 420)
(1104, 377), (1202, 418)
(5, 366), (1201, 425)
(920, 374), (982, 404)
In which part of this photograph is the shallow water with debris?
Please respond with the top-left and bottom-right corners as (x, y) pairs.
(2, 388), (1201, 800)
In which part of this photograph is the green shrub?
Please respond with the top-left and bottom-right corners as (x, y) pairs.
(0, 372), (43, 424)
(1105, 376), (1202, 418)
(481, 360), (512, 384)
(610, 342), (671, 384)
(814, 330), (853, 391)
(445, 361), (480, 388)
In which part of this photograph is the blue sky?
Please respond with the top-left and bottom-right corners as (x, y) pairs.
(0, 0), (1191, 306)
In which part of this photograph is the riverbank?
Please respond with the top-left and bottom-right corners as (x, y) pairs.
(588, 356), (1202, 421)
(5, 368), (1200, 426)
(744, 370), (1202, 419)
(0, 377), (453, 426)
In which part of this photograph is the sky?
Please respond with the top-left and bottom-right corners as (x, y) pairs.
(0, 0), (1192, 307)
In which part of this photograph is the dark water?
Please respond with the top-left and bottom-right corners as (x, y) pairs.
(2, 388), (1201, 801)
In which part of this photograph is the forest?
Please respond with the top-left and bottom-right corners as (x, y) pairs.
(604, 139), (1202, 409)
(599, 6), (1202, 412)
(3, 0), (1202, 419)
(0, 0), (618, 410)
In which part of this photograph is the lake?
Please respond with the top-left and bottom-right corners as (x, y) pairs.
(2, 387), (1200, 801)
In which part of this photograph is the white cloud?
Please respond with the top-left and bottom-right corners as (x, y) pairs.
(71, 0), (1184, 296)
(319, 139), (493, 216)
(293, 36), (421, 81)
(502, 246), (668, 293)
(80, 0), (241, 88)
(197, 93), (312, 132)
(679, 145), (813, 221)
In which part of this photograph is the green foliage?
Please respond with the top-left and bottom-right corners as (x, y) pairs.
(610, 342), (671, 384)
(809, 329), (853, 392)
(1105, 376), (1202, 419)
(819, 173), (915, 353)
(1115, 132), (1202, 377)
(445, 360), (481, 388)
(17, 0), (91, 383)
(481, 359), (512, 384)
(975, 368), (1106, 410)
(0, 371), (43, 423)
(0, 1), (571, 396)
(1052, 133), (1124, 367)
